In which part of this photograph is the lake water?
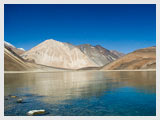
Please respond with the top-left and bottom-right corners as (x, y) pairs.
(4, 71), (156, 116)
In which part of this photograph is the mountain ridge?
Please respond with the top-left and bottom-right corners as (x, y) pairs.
(4, 46), (67, 71)
(4, 41), (25, 55)
(77, 44), (124, 66)
(21, 39), (98, 69)
(5, 39), (155, 71)
(101, 46), (156, 70)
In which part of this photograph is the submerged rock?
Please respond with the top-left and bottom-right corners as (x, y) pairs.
(27, 109), (46, 116)
(17, 98), (23, 103)
(5, 97), (9, 100)
(11, 96), (16, 98)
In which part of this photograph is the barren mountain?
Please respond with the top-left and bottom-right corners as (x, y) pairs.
(5, 46), (67, 71)
(77, 44), (124, 66)
(4, 47), (30, 71)
(21, 39), (98, 69)
(110, 50), (125, 58)
(101, 46), (156, 70)
(4, 41), (25, 55)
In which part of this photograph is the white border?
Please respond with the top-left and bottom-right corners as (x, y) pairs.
(0, 0), (160, 120)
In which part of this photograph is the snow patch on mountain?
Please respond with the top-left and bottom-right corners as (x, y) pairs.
(18, 48), (25, 51)
(4, 41), (15, 48)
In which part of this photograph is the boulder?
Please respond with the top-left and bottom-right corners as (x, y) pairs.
(27, 109), (46, 116)
(17, 98), (23, 103)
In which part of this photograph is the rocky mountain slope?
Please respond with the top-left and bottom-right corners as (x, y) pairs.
(5, 47), (30, 71)
(110, 50), (125, 58)
(101, 46), (156, 70)
(4, 41), (25, 55)
(21, 39), (98, 69)
(77, 44), (124, 66)
(4, 46), (66, 71)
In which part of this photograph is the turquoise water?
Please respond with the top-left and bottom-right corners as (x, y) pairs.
(4, 71), (156, 116)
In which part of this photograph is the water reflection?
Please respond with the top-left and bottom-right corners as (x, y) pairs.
(5, 71), (156, 104)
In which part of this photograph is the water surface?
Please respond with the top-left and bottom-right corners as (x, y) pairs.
(4, 71), (156, 116)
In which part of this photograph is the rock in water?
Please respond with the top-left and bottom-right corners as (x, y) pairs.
(11, 96), (16, 98)
(5, 97), (9, 100)
(27, 110), (46, 116)
(17, 98), (23, 103)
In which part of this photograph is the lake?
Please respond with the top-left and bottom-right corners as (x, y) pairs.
(4, 71), (156, 116)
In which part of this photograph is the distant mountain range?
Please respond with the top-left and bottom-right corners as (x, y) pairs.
(20, 39), (124, 69)
(4, 39), (156, 71)
(21, 39), (98, 69)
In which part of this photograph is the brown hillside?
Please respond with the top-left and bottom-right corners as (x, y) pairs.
(101, 47), (156, 70)
(4, 48), (29, 71)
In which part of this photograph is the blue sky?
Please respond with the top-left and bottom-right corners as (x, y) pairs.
(4, 4), (156, 54)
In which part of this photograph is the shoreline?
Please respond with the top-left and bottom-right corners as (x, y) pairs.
(100, 69), (156, 72)
(4, 70), (68, 74)
(4, 69), (156, 74)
